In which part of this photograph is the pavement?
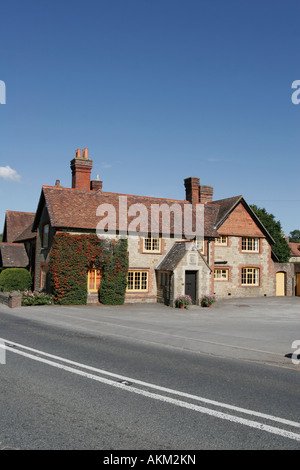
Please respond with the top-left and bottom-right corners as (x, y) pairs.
(1, 296), (300, 369)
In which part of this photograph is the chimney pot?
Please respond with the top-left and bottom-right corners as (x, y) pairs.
(70, 148), (93, 190)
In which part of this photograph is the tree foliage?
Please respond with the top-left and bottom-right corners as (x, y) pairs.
(250, 205), (291, 262)
(289, 230), (300, 243)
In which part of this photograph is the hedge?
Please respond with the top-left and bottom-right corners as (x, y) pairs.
(0, 268), (33, 292)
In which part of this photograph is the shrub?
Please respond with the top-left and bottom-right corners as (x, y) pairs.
(22, 290), (53, 306)
(0, 268), (32, 292)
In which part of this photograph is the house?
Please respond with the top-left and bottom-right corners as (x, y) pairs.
(0, 211), (35, 271)
(287, 239), (300, 263)
(2, 147), (299, 303)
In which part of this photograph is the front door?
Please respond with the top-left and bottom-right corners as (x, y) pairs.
(276, 272), (285, 296)
(297, 273), (300, 296)
(185, 271), (197, 304)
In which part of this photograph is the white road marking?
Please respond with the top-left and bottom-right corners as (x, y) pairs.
(1, 338), (300, 443)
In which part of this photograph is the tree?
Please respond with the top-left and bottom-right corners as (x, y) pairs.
(250, 205), (291, 262)
(0, 233), (2, 242)
(289, 230), (300, 243)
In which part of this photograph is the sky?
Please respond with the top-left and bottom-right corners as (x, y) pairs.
(0, 0), (299, 236)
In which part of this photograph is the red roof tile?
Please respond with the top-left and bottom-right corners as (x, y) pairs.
(3, 211), (35, 243)
(33, 185), (220, 238)
(0, 243), (29, 268)
(289, 242), (300, 257)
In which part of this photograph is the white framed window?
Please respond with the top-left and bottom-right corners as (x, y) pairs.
(242, 237), (259, 252)
(143, 237), (161, 252)
(215, 236), (228, 246)
(241, 267), (259, 286)
(214, 268), (229, 280)
(127, 270), (149, 292)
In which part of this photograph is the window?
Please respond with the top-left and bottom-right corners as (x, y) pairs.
(242, 237), (259, 252)
(87, 268), (102, 292)
(127, 271), (148, 292)
(241, 268), (259, 286)
(214, 269), (228, 280)
(215, 236), (227, 246)
(42, 224), (49, 248)
(143, 237), (160, 252)
(40, 264), (48, 289)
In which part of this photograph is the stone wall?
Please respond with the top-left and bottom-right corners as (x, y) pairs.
(213, 236), (275, 298)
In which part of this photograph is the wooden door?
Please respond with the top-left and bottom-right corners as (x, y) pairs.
(276, 272), (285, 296)
(296, 273), (300, 296)
(185, 271), (197, 304)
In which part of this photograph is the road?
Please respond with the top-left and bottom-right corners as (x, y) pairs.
(0, 298), (299, 452)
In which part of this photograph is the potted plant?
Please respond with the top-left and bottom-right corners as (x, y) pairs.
(201, 294), (217, 307)
(175, 294), (193, 309)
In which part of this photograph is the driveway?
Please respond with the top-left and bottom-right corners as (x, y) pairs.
(1, 296), (300, 368)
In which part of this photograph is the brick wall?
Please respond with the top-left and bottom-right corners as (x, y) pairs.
(219, 202), (265, 237)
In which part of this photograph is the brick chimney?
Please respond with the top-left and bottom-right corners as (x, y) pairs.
(184, 177), (200, 204)
(199, 185), (213, 204)
(70, 148), (93, 190)
(90, 175), (103, 191)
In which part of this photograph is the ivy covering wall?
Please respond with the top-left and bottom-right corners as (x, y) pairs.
(48, 233), (128, 305)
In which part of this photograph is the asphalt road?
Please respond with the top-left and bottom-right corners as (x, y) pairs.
(0, 297), (299, 452)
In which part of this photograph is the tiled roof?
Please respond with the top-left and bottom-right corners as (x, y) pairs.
(208, 195), (275, 243)
(289, 242), (300, 257)
(0, 243), (29, 268)
(14, 222), (35, 242)
(33, 186), (220, 238)
(208, 195), (243, 227)
(3, 211), (35, 243)
(156, 241), (189, 271)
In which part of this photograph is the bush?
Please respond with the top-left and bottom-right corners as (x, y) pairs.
(0, 268), (32, 292)
(22, 290), (53, 306)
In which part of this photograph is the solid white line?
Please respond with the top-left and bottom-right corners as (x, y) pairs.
(1, 338), (300, 438)
(1, 343), (300, 443)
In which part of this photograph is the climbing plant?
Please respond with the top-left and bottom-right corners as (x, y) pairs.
(48, 233), (128, 305)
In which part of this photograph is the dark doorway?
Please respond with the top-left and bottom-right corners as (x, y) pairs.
(185, 270), (197, 304)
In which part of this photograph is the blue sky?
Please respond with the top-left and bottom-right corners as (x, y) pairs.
(0, 0), (299, 236)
